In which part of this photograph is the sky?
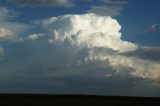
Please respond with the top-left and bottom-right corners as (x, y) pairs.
(0, 0), (160, 97)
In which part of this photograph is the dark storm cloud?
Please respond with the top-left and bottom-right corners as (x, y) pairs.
(1, 54), (160, 97)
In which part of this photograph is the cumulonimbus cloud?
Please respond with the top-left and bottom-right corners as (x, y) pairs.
(25, 13), (160, 86)
(31, 13), (160, 86)
(1, 13), (160, 96)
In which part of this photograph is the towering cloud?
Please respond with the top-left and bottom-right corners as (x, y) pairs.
(38, 13), (137, 52)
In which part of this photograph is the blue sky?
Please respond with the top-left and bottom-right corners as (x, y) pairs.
(118, 0), (160, 46)
(0, 0), (160, 97)
(0, 0), (160, 46)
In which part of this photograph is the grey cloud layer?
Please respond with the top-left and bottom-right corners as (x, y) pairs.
(9, 0), (74, 7)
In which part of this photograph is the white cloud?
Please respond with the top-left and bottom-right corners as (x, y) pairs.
(0, 28), (17, 41)
(75, 47), (160, 86)
(0, 21), (31, 36)
(0, 6), (32, 42)
(105, 55), (160, 83)
(39, 13), (137, 52)
(28, 34), (38, 40)
(28, 33), (46, 40)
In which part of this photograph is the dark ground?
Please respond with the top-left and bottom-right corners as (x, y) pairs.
(0, 93), (160, 106)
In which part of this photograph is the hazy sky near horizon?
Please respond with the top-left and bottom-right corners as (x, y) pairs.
(0, 0), (160, 97)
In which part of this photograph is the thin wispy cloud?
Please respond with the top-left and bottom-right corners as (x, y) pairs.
(146, 24), (160, 33)
(88, 0), (128, 17)
(101, 0), (128, 5)
(141, 24), (160, 35)
(7, 0), (128, 17)
(0, 6), (16, 21)
(88, 6), (123, 17)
